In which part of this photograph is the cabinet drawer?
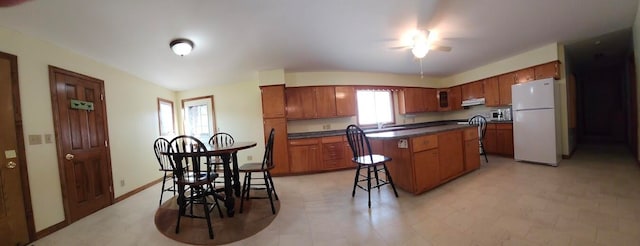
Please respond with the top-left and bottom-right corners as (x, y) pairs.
(412, 135), (438, 152)
(289, 138), (320, 145)
(496, 123), (513, 130)
(321, 136), (343, 143)
(323, 142), (344, 160)
(463, 127), (478, 140)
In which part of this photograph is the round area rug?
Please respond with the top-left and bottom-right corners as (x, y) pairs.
(155, 196), (279, 245)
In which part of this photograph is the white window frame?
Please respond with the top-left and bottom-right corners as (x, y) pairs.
(355, 89), (395, 126)
(181, 96), (216, 142)
(157, 98), (175, 136)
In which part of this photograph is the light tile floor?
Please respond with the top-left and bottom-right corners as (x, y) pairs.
(30, 144), (640, 246)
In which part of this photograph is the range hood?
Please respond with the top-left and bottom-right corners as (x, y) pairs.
(461, 98), (485, 107)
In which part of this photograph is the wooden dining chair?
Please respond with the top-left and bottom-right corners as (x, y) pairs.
(153, 137), (176, 207)
(168, 135), (223, 239)
(238, 128), (278, 214)
(208, 133), (235, 189)
(345, 124), (398, 208)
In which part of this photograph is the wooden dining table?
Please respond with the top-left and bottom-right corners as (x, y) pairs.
(164, 141), (257, 217)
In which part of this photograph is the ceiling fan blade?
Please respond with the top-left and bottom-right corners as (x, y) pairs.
(389, 46), (410, 50)
(430, 44), (452, 52)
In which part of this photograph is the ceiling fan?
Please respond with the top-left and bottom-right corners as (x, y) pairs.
(391, 29), (452, 78)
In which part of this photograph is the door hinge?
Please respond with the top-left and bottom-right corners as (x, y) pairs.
(109, 186), (113, 193)
(100, 94), (104, 101)
(105, 140), (108, 147)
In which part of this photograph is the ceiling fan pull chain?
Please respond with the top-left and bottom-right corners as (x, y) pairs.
(420, 58), (424, 79)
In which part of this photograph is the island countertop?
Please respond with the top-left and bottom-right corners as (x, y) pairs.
(366, 124), (475, 139)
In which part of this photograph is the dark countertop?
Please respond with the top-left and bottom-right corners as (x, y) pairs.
(287, 120), (475, 139)
(366, 124), (475, 139)
(488, 120), (513, 124)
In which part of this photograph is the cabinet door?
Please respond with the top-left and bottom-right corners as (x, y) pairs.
(515, 68), (534, 84)
(315, 87), (337, 118)
(484, 77), (500, 107)
(424, 88), (438, 112)
(322, 142), (345, 170)
(464, 139), (480, 171)
(288, 144), (321, 173)
(286, 87), (316, 119)
(398, 88), (426, 114)
(449, 86), (462, 111)
(496, 124), (514, 156)
(437, 89), (450, 111)
(534, 61), (560, 80)
(335, 86), (356, 116)
(498, 73), (515, 106)
(260, 85), (286, 118)
(414, 149), (440, 192)
(343, 141), (355, 168)
(462, 81), (484, 100)
(263, 118), (289, 175)
(438, 131), (464, 181)
(483, 124), (498, 154)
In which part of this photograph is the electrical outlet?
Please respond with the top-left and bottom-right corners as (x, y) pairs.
(45, 134), (53, 144)
(247, 155), (253, 161)
(120, 179), (125, 187)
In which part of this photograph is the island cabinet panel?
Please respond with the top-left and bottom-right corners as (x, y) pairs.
(260, 85), (286, 118)
(315, 87), (337, 118)
(383, 139), (415, 192)
(335, 86), (356, 116)
(463, 128), (480, 171)
(413, 149), (440, 192)
(437, 131), (465, 181)
(288, 138), (321, 173)
(372, 126), (479, 195)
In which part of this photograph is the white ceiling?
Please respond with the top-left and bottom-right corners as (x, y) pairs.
(0, 0), (637, 91)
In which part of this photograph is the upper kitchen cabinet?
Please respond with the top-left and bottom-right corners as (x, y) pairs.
(484, 77), (500, 107)
(437, 88), (451, 111)
(534, 61), (560, 80)
(286, 87), (316, 119)
(515, 68), (534, 84)
(398, 87), (437, 114)
(461, 80), (484, 100)
(498, 72), (516, 106)
(314, 87), (337, 118)
(449, 86), (462, 111)
(260, 85), (286, 118)
(335, 86), (356, 117)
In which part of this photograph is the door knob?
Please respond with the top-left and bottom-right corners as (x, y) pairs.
(65, 154), (75, 160)
(6, 161), (16, 169)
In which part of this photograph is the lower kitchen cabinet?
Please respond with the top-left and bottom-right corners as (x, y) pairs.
(484, 123), (513, 156)
(464, 127), (481, 170)
(437, 130), (465, 181)
(414, 149), (440, 192)
(288, 138), (321, 173)
(321, 136), (347, 170)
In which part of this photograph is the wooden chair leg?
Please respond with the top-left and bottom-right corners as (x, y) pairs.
(373, 165), (381, 190)
(159, 172), (168, 207)
(266, 171), (279, 200)
(352, 165), (361, 197)
(383, 163), (399, 197)
(367, 165), (372, 208)
(240, 172), (250, 213)
(263, 171), (276, 214)
(203, 199), (214, 239)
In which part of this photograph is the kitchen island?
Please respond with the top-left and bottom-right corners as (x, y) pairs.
(367, 124), (480, 195)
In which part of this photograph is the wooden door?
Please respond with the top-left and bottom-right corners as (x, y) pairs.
(0, 52), (33, 245)
(285, 87), (315, 119)
(49, 66), (113, 223)
(314, 87), (337, 118)
(498, 73), (515, 105)
(484, 77), (500, 106)
(413, 149), (439, 192)
(260, 85), (286, 118)
(515, 68), (534, 84)
(438, 131), (464, 181)
(449, 86), (462, 110)
(335, 86), (356, 116)
(263, 118), (289, 175)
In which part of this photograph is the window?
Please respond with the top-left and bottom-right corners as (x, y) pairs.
(356, 90), (394, 126)
(182, 96), (216, 142)
(157, 98), (175, 136)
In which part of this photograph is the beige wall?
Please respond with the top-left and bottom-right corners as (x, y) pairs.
(176, 79), (266, 163)
(0, 26), (176, 231)
(285, 71), (444, 87)
(634, 0), (640, 161)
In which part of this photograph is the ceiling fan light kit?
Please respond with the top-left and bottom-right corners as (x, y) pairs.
(170, 38), (194, 56)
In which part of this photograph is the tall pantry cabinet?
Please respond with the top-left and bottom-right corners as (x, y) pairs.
(260, 85), (290, 175)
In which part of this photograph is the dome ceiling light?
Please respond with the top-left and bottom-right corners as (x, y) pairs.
(170, 38), (194, 56)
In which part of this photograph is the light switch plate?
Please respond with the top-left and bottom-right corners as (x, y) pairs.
(28, 135), (42, 145)
(5, 150), (16, 159)
(45, 134), (53, 144)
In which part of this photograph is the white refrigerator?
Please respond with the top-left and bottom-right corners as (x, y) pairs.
(511, 78), (561, 166)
